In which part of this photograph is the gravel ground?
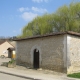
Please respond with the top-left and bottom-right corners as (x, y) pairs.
(0, 58), (79, 80)
(0, 57), (65, 76)
(0, 57), (11, 66)
(15, 65), (65, 76)
(0, 57), (66, 76)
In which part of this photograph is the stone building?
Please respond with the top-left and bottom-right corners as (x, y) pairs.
(14, 31), (80, 74)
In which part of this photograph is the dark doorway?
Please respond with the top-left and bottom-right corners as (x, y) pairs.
(8, 51), (12, 58)
(7, 48), (15, 58)
(33, 49), (39, 69)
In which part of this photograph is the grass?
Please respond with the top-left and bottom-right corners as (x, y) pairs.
(67, 73), (80, 78)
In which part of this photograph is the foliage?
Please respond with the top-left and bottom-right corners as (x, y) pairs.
(19, 2), (80, 38)
(67, 73), (80, 78)
(8, 59), (16, 64)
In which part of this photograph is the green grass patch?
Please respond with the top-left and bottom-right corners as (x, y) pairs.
(67, 73), (80, 78)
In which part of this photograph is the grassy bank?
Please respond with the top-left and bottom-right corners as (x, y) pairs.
(67, 73), (80, 79)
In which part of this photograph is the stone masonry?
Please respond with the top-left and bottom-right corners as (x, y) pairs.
(67, 35), (80, 74)
(14, 31), (80, 74)
(16, 35), (66, 72)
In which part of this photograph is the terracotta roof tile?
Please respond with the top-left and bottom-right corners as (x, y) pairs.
(13, 31), (80, 41)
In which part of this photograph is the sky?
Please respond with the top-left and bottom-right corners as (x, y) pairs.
(0, 0), (80, 37)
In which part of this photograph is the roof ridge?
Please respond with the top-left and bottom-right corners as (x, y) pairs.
(13, 31), (80, 41)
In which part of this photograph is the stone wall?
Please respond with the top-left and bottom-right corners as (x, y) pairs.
(67, 35), (80, 74)
(16, 35), (66, 72)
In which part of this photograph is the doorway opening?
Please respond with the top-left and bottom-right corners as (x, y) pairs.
(8, 50), (12, 58)
(33, 49), (39, 69)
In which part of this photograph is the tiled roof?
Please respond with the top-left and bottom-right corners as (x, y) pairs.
(13, 31), (80, 41)
(7, 47), (15, 51)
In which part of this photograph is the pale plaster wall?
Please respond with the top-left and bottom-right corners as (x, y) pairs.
(0, 41), (14, 57)
(67, 35), (80, 74)
(16, 35), (66, 72)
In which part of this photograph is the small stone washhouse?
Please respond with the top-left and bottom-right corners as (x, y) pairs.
(14, 31), (80, 74)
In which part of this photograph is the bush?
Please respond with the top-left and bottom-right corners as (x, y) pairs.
(8, 59), (16, 68)
(8, 59), (16, 64)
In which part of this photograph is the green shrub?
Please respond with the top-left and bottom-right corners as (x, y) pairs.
(8, 59), (16, 64)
